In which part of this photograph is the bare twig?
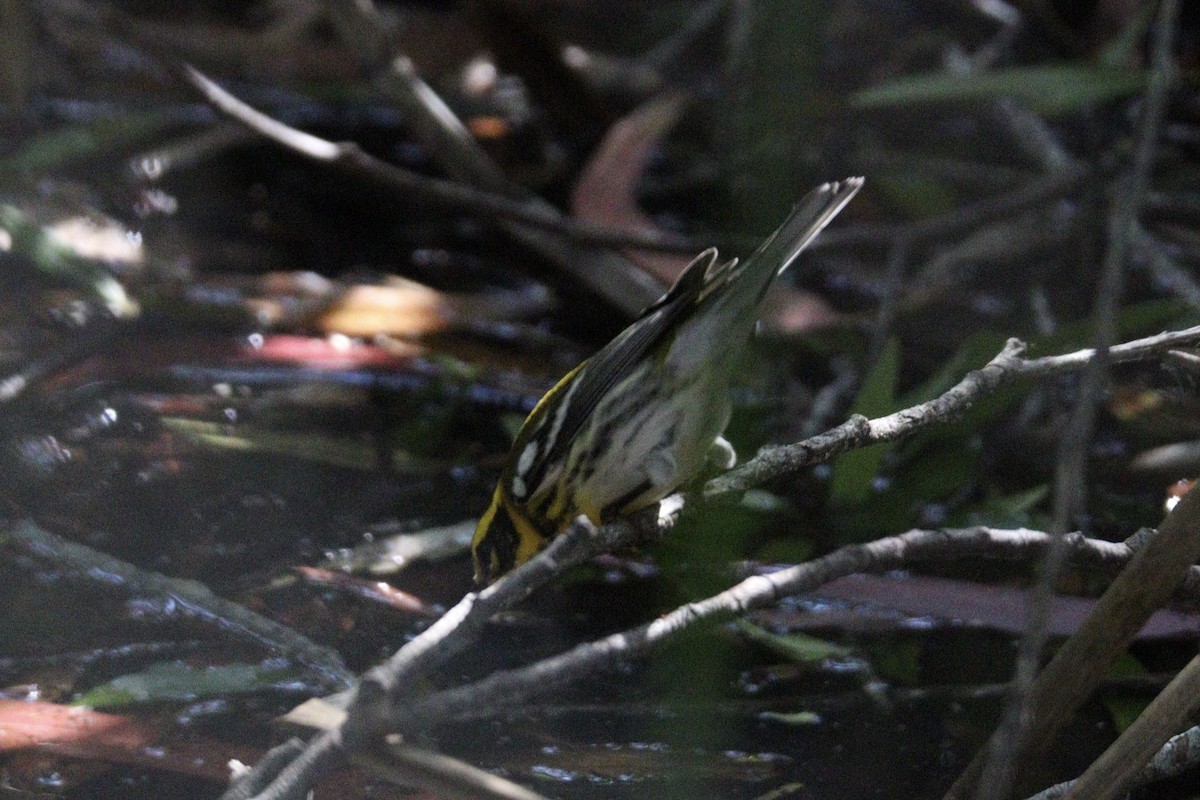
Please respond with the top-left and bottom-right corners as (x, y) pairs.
(232, 321), (1200, 800)
(320, 520), (475, 575)
(1061, 652), (1200, 800)
(966, 1), (1180, 796)
(395, 526), (1183, 728)
(707, 324), (1200, 502)
(180, 66), (702, 259)
(1026, 717), (1200, 800)
(705, 339), (1027, 500)
(128, 120), (258, 181)
(223, 739), (307, 800)
(945, 419), (1200, 800)
(219, 514), (661, 800)
(1, 519), (353, 691)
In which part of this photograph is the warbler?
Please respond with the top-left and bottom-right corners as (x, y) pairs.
(472, 177), (863, 582)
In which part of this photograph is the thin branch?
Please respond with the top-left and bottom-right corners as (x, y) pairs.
(1018, 324), (1200, 374)
(946, 410), (1200, 800)
(222, 739), (307, 800)
(704, 339), (1026, 500)
(221, 513), (662, 800)
(969, 0), (1180, 795)
(235, 322), (1200, 800)
(1, 519), (353, 691)
(177, 64), (1090, 318)
(180, 66), (701, 257)
(395, 526), (1164, 727)
(707, 324), (1200, 502)
(1061, 652), (1200, 800)
(1025, 724), (1200, 800)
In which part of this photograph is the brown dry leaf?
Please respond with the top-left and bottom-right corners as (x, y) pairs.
(571, 93), (691, 288)
(0, 699), (416, 797)
(0, 698), (251, 781)
(317, 279), (456, 338)
(292, 566), (441, 617)
(317, 277), (554, 339)
(572, 94), (841, 332)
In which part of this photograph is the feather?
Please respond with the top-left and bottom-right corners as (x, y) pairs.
(518, 249), (722, 494)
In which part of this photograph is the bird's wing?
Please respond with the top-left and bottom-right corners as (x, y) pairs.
(515, 249), (723, 493)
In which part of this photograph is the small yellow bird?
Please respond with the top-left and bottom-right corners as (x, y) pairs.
(472, 178), (863, 582)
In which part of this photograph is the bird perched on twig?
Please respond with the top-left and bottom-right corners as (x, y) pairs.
(473, 177), (863, 583)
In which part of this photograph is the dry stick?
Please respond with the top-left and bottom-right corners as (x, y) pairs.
(389, 332), (1200, 721)
(222, 739), (307, 800)
(955, 1), (1180, 797)
(1061, 653), (1200, 800)
(175, 67), (1088, 285)
(976, 168), (1115, 800)
(230, 323), (1200, 800)
(1055, 8), (1185, 800)
(709, 323), (1200, 503)
(396, 525), (1185, 727)
(219, 515), (650, 800)
(1045, 726), (1200, 800)
(334, 0), (671, 319)
(705, 338), (1026, 500)
(372, 56), (667, 316)
(0, 519), (353, 691)
(176, 64), (1086, 306)
(129, 121), (256, 180)
(179, 67), (700, 260)
(403, 529), (1077, 722)
(942, 466), (1200, 800)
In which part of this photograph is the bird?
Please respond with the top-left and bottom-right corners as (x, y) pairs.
(472, 177), (863, 583)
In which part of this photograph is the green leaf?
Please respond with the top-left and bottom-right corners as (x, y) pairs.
(893, 441), (981, 503)
(753, 535), (813, 564)
(829, 338), (900, 505)
(866, 639), (922, 685)
(958, 484), (1050, 529)
(0, 204), (138, 317)
(1098, 4), (1157, 69)
(874, 172), (958, 219)
(736, 620), (852, 663)
(1102, 653), (1149, 732)
(757, 710), (822, 726)
(0, 112), (177, 175)
(853, 64), (1147, 116)
(74, 661), (299, 709)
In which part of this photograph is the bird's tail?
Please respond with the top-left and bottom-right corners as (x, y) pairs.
(698, 177), (863, 335)
(734, 177), (862, 304)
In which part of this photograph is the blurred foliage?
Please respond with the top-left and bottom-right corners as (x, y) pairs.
(0, 0), (1198, 796)
(853, 64), (1151, 117)
(74, 660), (302, 709)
